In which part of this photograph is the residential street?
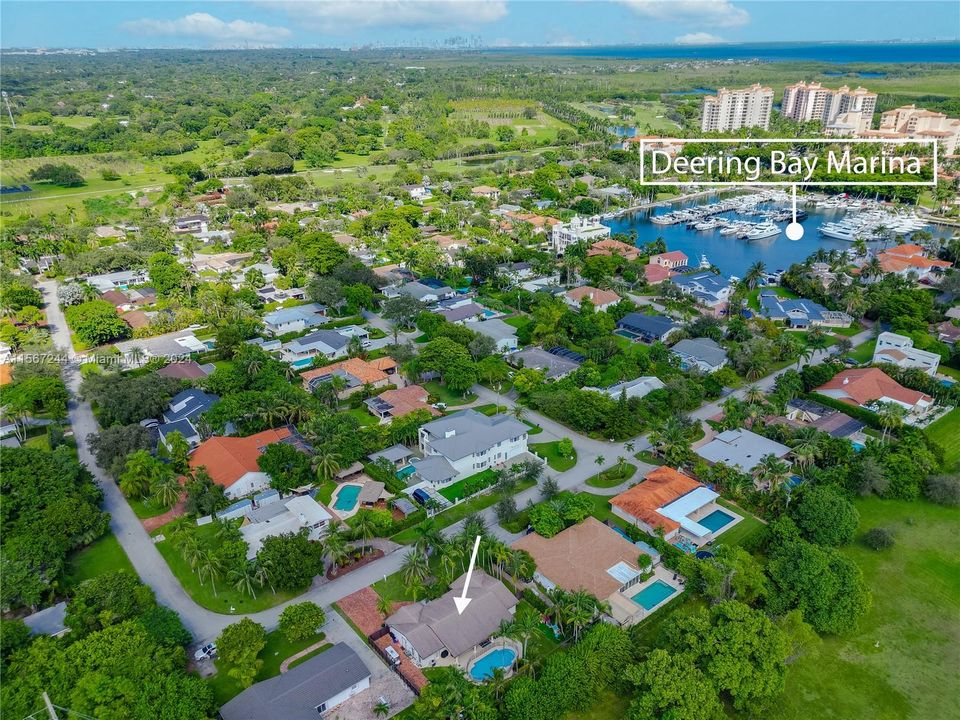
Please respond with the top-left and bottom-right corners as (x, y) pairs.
(40, 278), (875, 646)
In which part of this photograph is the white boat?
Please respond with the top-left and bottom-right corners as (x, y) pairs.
(745, 222), (782, 240)
(694, 219), (718, 231)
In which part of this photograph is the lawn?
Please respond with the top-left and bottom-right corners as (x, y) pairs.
(746, 286), (798, 311)
(772, 497), (960, 720)
(473, 403), (508, 415)
(713, 498), (766, 549)
(439, 469), (498, 502)
(924, 407), (960, 471)
(208, 628), (330, 705)
(373, 554), (446, 605)
(345, 406), (380, 427)
(65, 532), (137, 587)
(585, 462), (637, 488)
(530, 441), (577, 472)
(515, 599), (563, 662)
(423, 380), (476, 406)
(564, 688), (631, 720)
(849, 338), (878, 363)
(128, 496), (175, 520)
(151, 522), (304, 613)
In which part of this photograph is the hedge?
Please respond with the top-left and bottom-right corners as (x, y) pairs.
(521, 588), (549, 613)
(803, 392), (883, 430)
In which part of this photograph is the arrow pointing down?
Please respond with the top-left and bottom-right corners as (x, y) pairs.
(454, 535), (482, 615)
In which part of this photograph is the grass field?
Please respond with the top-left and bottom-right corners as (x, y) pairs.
(64, 532), (137, 587)
(438, 469), (497, 502)
(585, 462), (637, 488)
(423, 380), (476, 406)
(924, 407), (960, 471)
(151, 522), (304, 613)
(449, 99), (573, 143)
(773, 497), (960, 720)
(530, 440), (578, 472)
(849, 339), (879, 363)
(714, 498), (766, 549)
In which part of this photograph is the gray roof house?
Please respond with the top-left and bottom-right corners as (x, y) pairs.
(695, 428), (791, 475)
(280, 330), (353, 363)
(671, 272), (733, 311)
(262, 303), (328, 336)
(397, 281), (456, 303)
(219, 643), (370, 720)
(584, 376), (665, 400)
(368, 443), (415, 466)
(507, 346), (580, 379)
(471, 318), (518, 353)
(22, 602), (69, 637)
(758, 292), (852, 328)
(386, 570), (516, 666)
(671, 337), (729, 373)
(85, 269), (149, 293)
(410, 455), (459, 486)
(159, 388), (219, 448)
(418, 409), (529, 482)
(616, 313), (679, 343)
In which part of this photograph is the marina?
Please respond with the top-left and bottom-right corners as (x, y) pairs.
(604, 191), (949, 277)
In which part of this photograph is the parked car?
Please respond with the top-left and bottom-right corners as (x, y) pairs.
(194, 642), (217, 661)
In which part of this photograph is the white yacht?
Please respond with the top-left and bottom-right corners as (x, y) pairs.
(745, 222), (782, 240)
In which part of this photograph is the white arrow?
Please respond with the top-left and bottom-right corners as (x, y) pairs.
(454, 535), (482, 615)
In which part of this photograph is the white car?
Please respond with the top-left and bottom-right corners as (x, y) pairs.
(194, 642), (217, 661)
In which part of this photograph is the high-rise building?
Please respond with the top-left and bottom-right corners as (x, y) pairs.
(864, 104), (960, 155)
(781, 82), (877, 135)
(701, 84), (774, 133)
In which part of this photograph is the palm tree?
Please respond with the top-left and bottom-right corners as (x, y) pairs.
(511, 404), (528, 423)
(488, 666), (509, 700)
(806, 327), (829, 351)
(795, 346), (814, 369)
(373, 700), (390, 718)
(229, 562), (259, 599)
(196, 549), (223, 596)
(252, 558), (275, 594)
(503, 609), (540, 658)
(744, 385), (765, 406)
(352, 511), (376, 556)
(594, 455), (606, 470)
(742, 261), (767, 290)
(413, 518), (444, 556)
(625, 441), (635, 454)
(376, 595), (393, 618)
(401, 548), (430, 586)
(876, 401), (907, 443)
(649, 417), (692, 467)
(322, 524), (351, 569)
(151, 473), (182, 508)
(754, 453), (792, 492)
(863, 256), (884, 281)
(314, 450), (342, 483)
(742, 352), (771, 381)
(564, 590), (597, 643)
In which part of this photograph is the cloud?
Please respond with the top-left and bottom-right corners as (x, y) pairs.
(123, 12), (292, 42)
(674, 32), (728, 45)
(261, 0), (507, 30)
(618, 0), (749, 28)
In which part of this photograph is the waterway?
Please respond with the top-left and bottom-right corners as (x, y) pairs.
(603, 195), (953, 277)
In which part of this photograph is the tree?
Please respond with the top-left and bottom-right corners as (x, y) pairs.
(257, 442), (313, 493)
(791, 485), (859, 546)
(279, 602), (327, 642)
(28, 162), (84, 186)
(314, 449), (342, 483)
(876, 401), (907, 443)
(699, 545), (768, 605)
(401, 548), (430, 585)
(257, 530), (322, 590)
(65, 299), (132, 346)
(382, 295), (424, 331)
(300, 231), (350, 274)
(217, 618), (266, 688)
(625, 649), (725, 720)
(81, 372), (180, 426)
(754, 453), (792, 492)
(119, 450), (171, 500)
(148, 252), (189, 296)
(307, 276), (345, 308)
(86, 423), (152, 478)
(65, 571), (155, 636)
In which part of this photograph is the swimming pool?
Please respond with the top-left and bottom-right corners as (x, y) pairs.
(396, 465), (416, 479)
(291, 357), (315, 369)
(469, 648), (516, 681)
(333, 485), (361, 511)
(631, 580), (677, 610)
(851, 441), (865, 452)
(699, 509), (735, 533)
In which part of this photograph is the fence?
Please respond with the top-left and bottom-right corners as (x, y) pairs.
(366, 628), (422, 696)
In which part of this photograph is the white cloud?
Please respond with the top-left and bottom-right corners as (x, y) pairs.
(261, 0), (507, 30)
(618, 0), (749, 28)
(674, 32), (728, 45)
(123, 12), (292, 42)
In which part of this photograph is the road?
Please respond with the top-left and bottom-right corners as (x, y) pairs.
(39, 279), (873, 646)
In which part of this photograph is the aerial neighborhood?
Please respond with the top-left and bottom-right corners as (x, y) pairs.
(0, 25), (958, 720)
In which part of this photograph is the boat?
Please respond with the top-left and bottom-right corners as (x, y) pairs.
(745, 222), (782, 240)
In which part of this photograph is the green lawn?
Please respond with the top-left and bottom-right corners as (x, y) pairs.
(849, 338), (878, 363)
(373, 553), (446, 605)
(151, 523), (304, 613)
(439, 469), (498, 502)
(65, 532), (137, 587)
(474, 403), (509, 415)
(564, 688), (631, 720)
(633, 450), (662, 466)
(925, 407), (960, 471)
(24, 434), (51, 450)
(746, 286), (799, 311)
(424, 380), (476, 406)
(713, 498), (766, 549)
(831, 323), (864, 337)
(585, 463), (637, 488)
(503, 315), (531, 330)
(345, 406), (379, 427)
(128, 496), (175, 520)
(530, 441), (578, 472)
(773, 497), (960, 720)
(208, 629), (330, 705)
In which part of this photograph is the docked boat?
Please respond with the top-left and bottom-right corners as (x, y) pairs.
(745, 222), (782, 240)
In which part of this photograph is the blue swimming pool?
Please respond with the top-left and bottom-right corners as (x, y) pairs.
(396, 465), (416, 479)
(631, 580), (677, 610)
(470, 648), (516, 681)
(851, 441), (865, 452)
(291, 357), (315, 369)
(333, 485), (361, 511)
(699, 509), (735, 533)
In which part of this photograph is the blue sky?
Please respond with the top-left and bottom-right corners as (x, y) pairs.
(2, 1), (958, 49)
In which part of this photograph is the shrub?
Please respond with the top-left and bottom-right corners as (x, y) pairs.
(923, 474), (960, 506)
(862, 527), (895, 550)
(521, 588), (548, 613)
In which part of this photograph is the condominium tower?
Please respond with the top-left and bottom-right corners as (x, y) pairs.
(701, 83), (774, 133)
(781, 82), (877, 135)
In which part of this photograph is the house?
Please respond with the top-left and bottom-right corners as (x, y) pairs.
(157, 360), (214, 380)
(550, 216), (611, 255)
(649, 251), (689, 269)
(189, 427), (301, 498)
(402, 184), (432, 202)
(497, 261), (535, 280)
(85, 269), (148, 293)
(435, 300), (490, 324)
(610, 466), (740, 544)
(671, 272), (733, 317)
(159, 388), (219, 448)
(262, 303), (328, 336)
(243, 263), (281, 285)
(512, 517), (659, 626)
(872, 332), (940, 375)
(587, 239), (640, 262)
(386, 570), (516, 667)
(471, 185), (501, 201)
(616, 312), (679, 343)
(418, 409), (528, 482)
(219, 643), (370, 720)
(368, 444), (415, 469)
(503, 212), (559, 236)
(281, 329), (357, 364)
(695, 428), (791, 475)
(643, 264), (677, 285)
(814, 368), (934, 416)
(190, 252), (253, 275)
(387, 281), (456, 304)
(239, 495), (333, 559)
(937, 321), (960, 345)
(22, 602), (69, 638)
(584, 376), (665, 400)
(121, 310), (152, 329)
(758, 292), (852, 328)
(507, 346), (581, 380)
(300, 357), (396, 396)
(876, 244), (952, 281)
(671, 337), (728, 373)
(365, 385), (439, 422)
(113, 330), (207, 364)
(100, 289), (131, 308)
(781, 398), (867, 441)
(172, 214), (209, 233)
(471, 319), (519, 353)
(564, 286), (621, 312)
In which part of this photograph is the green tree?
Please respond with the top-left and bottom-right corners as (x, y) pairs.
(278, 602), (327, 642)
(625, 648), (724, 720)
(791, 485), (860, 546)
(257, 442), (314, 493)
(217, 618), (266, 688)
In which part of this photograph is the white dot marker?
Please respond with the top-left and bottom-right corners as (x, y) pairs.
(786, 222), (804, 240)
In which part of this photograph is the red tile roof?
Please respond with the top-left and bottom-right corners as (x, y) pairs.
(815, 368), (932, 408)
(189, 427), (292, 489)
(609, 467), (703, 534)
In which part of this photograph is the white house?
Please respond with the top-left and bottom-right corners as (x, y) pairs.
(261, 303), (328, 336)
(418, 409), (529, 482)
(584, 376), (665, 400)
(872, 332), (940, 376)
(550, 216), (611, 255)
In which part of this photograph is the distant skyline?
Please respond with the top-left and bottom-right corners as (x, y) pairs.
(2, 1), (959, 51)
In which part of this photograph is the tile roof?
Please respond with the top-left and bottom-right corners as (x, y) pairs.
(300, 357), (394, 388)
(815, 368), (933, 408)
(367, 384), (438, 419)
(512, 517), (645, 598)
(643, 264), (676, 283)
(157, 360), (210, 380)
(566, 286), (621, 307)
(609, 467), (704, 534)
(189, 427), (293, 489)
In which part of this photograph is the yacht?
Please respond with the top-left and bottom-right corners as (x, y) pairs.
(745, 222), (782, 240)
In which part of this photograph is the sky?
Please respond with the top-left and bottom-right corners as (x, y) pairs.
(1, 0), (958, 50)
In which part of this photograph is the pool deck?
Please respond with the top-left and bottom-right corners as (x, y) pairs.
(677, 501), (744, 548)
(330, 481), (365, 520)
(464, 637), (522, 683)
(616, 566), (684, 623)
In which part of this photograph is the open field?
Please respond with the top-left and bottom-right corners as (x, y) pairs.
(64, 532), (137, 587)
(925, 407), (960, 471)
(449, 99), (574, 143)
